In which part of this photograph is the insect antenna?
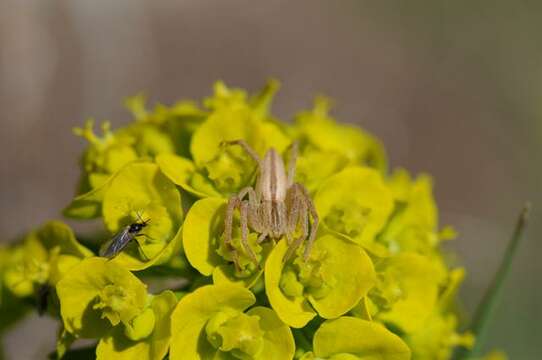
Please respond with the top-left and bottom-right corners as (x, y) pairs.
(135, 210), (151, 225)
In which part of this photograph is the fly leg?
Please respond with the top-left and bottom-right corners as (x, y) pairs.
(134, 234), (151, 261)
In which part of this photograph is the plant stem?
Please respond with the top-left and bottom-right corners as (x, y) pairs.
(456, 203), (530, 359)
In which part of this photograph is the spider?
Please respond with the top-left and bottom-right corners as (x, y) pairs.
(222, 139), (319, 269)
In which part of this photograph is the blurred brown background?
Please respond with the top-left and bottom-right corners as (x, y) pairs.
(0, 1), (540, 359)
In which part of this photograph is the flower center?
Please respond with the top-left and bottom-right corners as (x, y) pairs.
(93, 284), (140, 326)
(217, 230), (263, 277)
(279, 252), (335, 300)
(204, 150), (252, 194)
(324, 203), (371, 239)
(23, 258), (50, 285)
(205, 310), (264, 359)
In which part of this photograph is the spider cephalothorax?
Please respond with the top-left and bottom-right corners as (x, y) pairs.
(222, 140), (319, 269)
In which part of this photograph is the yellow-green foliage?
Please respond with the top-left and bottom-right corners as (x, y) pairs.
(0, 81), (475, 359)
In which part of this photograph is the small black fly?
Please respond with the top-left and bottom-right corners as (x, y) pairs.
(99, 213), (150, 259)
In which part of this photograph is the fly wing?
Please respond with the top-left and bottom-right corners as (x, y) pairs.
(99, 227), (134, 259)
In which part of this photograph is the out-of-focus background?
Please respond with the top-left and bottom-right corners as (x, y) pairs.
(0, 1), (540, 359)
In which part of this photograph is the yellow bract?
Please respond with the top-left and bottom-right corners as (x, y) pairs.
(1, 81), (474, 360)
(312, 317), (411, 360)
(96, 291), (178, 360)
(170, 284), (295, 360)
(57, 257), (148, 338)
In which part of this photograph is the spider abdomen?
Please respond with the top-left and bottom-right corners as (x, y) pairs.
(258, 148), (288, 202)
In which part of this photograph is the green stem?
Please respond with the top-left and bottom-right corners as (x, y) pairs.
(456, 203), (530, 359)
(292, 328), (312, 355)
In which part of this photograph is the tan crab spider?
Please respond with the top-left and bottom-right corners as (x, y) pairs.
(222, 139), (319, 269)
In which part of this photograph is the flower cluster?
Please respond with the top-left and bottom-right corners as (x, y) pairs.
(1, 81), (479, 359)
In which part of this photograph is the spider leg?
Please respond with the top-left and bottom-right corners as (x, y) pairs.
(298, 184), (319, 260)
(223, 196), (242, 270)
(276, 201), (287, 239)
(257, 232), (268, 244)
(286, 141), (299, 186)
(221, 139), (263, 170)
(240, 200), (260, 268)
(223, 196), (238, 248)
(284, 201), (308, 262)
(237, 187), (251, 201)
(286, 186), (301, 238)
(285, 232), (293, 246)
(246, 187), (261, 215)
(238, 186), (264, 234)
